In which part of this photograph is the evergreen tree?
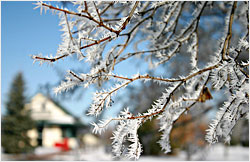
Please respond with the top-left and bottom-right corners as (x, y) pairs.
(2, 72), (35, 154)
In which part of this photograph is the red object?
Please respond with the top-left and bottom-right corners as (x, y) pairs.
(54, 138), (70, 151)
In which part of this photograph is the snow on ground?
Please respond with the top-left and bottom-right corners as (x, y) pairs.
(2, 144), (249, 161)
(203, 144), (249, 161)
(35, 146), (61, 155)
(51, 146), (113, 161)
(139, 144), (249, 161)
(25, 146), (113, 161)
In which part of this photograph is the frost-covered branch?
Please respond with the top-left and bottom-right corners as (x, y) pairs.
(32, 1), (249, 160)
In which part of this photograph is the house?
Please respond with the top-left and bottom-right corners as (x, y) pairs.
(81, 133), (101, 150)
(25, 93), (85, 150)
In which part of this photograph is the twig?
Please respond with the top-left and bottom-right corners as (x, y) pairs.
(69, 71), (84, 82)
(118, 1), (139, 33)
(64, 12), (84, 58)
(32, 36), (113, 63)
(41, 2), (118, 35)
(80, 36), (112, 50)
(100, 2), (114, 15)
(93, 2), (103, 25)
(222, 2), (237, 60)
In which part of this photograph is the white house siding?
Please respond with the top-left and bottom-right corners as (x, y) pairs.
(42, 126), (62, 147)
(68, 138), (78, 149)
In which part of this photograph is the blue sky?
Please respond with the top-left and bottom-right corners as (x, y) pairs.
(1, 1), (93, 123)
(1, 1), (151, 124)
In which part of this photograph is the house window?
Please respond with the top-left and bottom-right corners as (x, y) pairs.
(37, 126), (43, 146)
(41, 102), (46, 111)
(62, 127), (76, 138)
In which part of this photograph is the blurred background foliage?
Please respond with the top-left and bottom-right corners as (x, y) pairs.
(2, 72), (36, 154)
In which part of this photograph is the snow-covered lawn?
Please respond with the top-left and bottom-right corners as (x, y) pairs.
(139, 144), (249, 161)
(2, 144), (248, 161)
(50, 144), (249, 161)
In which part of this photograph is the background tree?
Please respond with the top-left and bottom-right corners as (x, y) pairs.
(32, 1), (249, 160)
(1, 72), (35, 154)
